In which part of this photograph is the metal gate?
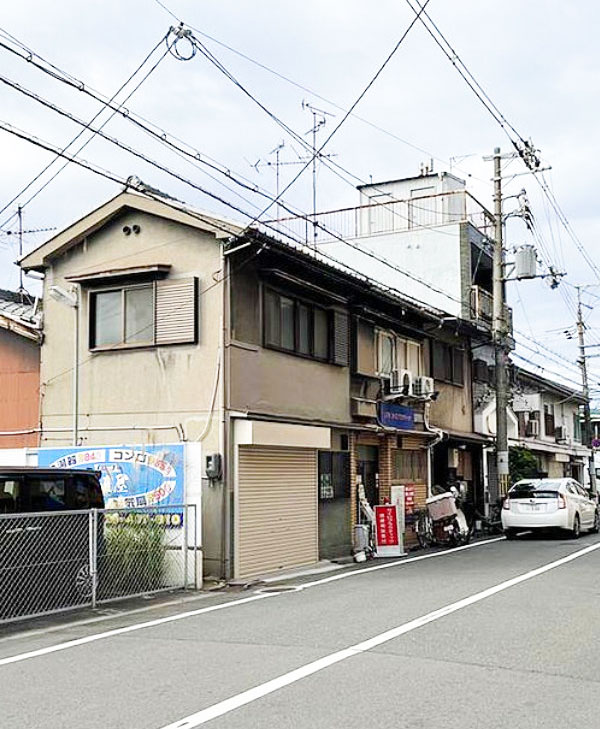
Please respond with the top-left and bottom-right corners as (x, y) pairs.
(0, 504), (198, 624)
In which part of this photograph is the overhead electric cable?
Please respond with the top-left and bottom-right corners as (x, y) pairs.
(187, 0), (433, 234)
(150, 0), (493, 187)
(404, 1), (600, 288)
(0, 29), (172, 222)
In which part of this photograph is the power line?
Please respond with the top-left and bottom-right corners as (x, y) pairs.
(186, 2), (433, 239)
(0, 29), (172, 223)
(403, 2), (600, 288)
(150, 0), (493, 188)
(0, 22), (471, 244)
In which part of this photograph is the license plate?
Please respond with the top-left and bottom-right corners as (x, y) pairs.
(530, 504), (542, 512)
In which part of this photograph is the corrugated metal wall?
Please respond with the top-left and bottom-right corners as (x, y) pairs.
(236, 446), (317, 578)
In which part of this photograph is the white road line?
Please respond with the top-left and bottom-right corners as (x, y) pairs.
(0, 536), (501, 667)
(159, 539), (600, 728)
(0, 594), (273, 667)
(297, 536), (505, 589)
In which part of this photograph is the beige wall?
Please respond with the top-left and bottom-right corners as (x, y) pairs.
(40, 209), (222, 451)
(429, 348), (473, 433)
(229, 343), (351, 424)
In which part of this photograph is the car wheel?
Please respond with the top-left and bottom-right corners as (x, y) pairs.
(75, 563), (93, 599)
(591, 510), (600, 534)
(571, 514), (581, 539)
(504, 529), (518, 540)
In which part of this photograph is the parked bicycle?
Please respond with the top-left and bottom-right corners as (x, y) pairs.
(415, 485), (470, 548)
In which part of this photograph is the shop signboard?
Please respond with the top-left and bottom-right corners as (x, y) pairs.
(37, 444), (185, 526)
(379, 403), (415, 430)
(374, 504), (402, 557)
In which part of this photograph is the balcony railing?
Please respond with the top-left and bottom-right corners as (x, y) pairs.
(470, 285), (513, 333)
(262, 189), (495, 245)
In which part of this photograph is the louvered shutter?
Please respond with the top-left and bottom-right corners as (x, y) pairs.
(155, 277), (198, 345)
(332, 310), (349, 366)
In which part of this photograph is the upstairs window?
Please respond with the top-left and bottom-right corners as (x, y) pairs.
(263, 288), (348, 365)
(432, 341), (464, 386)
(90, 278), (197, 350)
(376, 330), (423, 376)
(544, 403), (555, 437)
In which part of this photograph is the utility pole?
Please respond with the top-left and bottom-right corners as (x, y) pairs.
(492, 147), (510, 500)
(576, 286), (597, 494)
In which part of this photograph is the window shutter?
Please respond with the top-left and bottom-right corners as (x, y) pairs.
(155, 277), (198, 345)
(332, 310), (349, 366)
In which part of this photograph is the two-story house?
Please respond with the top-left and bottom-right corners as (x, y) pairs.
(270, 169), (498, 509)
(511, 367), (589, 482)
(0, 289), (42, 453)
(19, 189), (484, 579)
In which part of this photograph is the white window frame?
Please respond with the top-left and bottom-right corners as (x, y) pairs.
(376, 329), (423, 377)
(90, 282), (155, 351)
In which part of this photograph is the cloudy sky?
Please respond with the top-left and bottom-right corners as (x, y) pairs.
(0, 0), (598, 393)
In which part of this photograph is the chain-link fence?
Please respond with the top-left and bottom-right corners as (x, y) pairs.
(0, 504), (198, 624)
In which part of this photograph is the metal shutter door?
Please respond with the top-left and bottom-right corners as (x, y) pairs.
(237, 446), (318, 579)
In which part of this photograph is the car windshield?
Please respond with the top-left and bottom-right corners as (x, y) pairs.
(509, 481), (562, 499)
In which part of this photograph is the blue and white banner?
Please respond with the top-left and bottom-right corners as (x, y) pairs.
(37, 444), (185, 512)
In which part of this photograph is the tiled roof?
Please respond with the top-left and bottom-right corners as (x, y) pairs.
(0, 288), (42, 330)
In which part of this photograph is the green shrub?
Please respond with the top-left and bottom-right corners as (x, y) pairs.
(102, 516), (166, 597)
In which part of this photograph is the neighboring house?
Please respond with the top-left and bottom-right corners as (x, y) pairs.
(511, 368), (589, 483)
(0, 289), (42, 449)
(19, 188), (489, 579)
(269, 169), (499, 509)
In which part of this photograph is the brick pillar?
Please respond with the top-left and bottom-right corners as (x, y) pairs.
(349, 431), (358, 529)
(378, 434), (395, 503)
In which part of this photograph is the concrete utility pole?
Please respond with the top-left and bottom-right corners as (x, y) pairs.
(492, 147), (510, 500)
(576, 286), (597, 494)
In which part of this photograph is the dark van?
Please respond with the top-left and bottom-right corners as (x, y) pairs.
(0, 467), (105, 620)
(0, 467), (104, 514)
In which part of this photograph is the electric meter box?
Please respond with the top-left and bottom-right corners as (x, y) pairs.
(205, 453), (222, 480)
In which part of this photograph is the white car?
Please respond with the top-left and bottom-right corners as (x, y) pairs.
(501, 478), (599, 539)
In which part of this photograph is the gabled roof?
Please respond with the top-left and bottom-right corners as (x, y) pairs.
(19, 191), (244, 272)
(515, 365), (585, 403)
(0, 289), (42, 342)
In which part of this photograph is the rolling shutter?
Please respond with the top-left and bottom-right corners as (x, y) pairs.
(155, 277), (198, 345)
(237, 446), (318, 578)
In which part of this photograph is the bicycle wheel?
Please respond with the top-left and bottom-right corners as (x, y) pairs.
(415, 509), (434, 548)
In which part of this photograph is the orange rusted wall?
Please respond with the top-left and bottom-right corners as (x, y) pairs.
(0, 328), (40, 447)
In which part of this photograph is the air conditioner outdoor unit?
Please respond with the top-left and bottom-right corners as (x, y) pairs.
(412, 375), (435, 398)
(555, 426), (567, 443)
(526, 419), (539, 437)
(390, 369), (413, 396)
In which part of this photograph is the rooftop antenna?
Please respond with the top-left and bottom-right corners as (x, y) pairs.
(2, 212), (57, 299)
(302, 100), (335, 248)
(17, 205), (23, 296)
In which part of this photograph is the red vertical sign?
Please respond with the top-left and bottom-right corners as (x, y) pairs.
(375, 505), (399, 547)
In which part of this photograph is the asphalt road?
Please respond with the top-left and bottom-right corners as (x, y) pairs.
(2, 533), (600, 729)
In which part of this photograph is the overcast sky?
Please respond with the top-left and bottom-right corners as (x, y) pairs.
(0, 1), (598, 393)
